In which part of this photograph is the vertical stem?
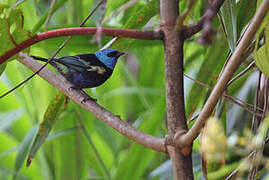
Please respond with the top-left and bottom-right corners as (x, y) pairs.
(160, 0), (193, 179)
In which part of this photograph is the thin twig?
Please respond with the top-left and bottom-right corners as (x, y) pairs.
(0, 35), (70, 99)
(91, 0), (107, 47)
(219, 34), (255, 80)
(187, 113), (199, 124)
(262, 78), (269, 119)
(227, 61), (255, 87)
(184, 73), (262, 111)
(44, 0), (58, 31)
(184, 74), (264, 117)
(79, 0), (106, 26)
(225, 151), (256, 179)
(249, 87), (268, 179)
(182, 0), (225, 40)
(175, 0), (197, 31)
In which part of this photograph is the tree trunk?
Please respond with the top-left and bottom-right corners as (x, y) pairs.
(160, 0), (194, 179)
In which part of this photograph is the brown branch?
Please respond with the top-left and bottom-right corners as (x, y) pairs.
(0, 28), (163, 64)
(17, 53), (166, 153)
(182, 0), (225, 40)
(176, 0), (269, 148)
(161, 0), (193, 179)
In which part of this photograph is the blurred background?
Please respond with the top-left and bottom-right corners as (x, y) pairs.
(0, 0), (267, 179)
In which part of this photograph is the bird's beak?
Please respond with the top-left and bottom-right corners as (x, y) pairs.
(116, 52), (125, 57)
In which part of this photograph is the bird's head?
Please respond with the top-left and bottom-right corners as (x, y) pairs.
(95, 49), (125, 69)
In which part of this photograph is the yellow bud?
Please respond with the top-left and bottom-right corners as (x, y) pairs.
(200, 117), (227, 161)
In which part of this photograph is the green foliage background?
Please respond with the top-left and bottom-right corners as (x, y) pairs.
(0, 0), (268, 179)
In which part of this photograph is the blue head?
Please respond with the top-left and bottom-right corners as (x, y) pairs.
(95, 49), (125, 69)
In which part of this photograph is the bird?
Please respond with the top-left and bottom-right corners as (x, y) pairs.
(31, 49), (124, 101)
(31, 48), (124, 89)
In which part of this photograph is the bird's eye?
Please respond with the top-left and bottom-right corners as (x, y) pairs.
(107, 51), (118, 57)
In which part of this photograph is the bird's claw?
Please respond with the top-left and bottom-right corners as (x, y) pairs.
(68, 86), (97, 103)
(81, 96), (97, 103)
(68, 86), (80, 91)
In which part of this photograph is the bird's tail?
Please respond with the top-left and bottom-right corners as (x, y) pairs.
(31, 56), (49, 62)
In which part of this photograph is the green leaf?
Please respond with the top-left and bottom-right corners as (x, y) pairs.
(226, 72), (257, 133)
(0, 18), (15, 55)
(252, 114), (269, 147)
(26, 92), (67, 167)
(106, 0), (128, 15)
(11, 0), (28, 8)
(254, 46), (269, 77)
(7, 9), (24, 28)
(47, 127), (79, 140)
(32, 0), (68, 33)
(0, 146), (19, 159)
(113, 97), (165, 179)
(207, 161), (239, 179)
(236, 0), (256, 34)
(186, 34), (228, 117)
(220, 0), (237, 52)
(124, 1), (159, 29)
(12, 28), (32, 46)
(255, 24), (269, 78)
(111, 0), (160, 51)
(13, 126), (38, 180)
(0, 62), (7, 76)
(0, 5), (32, 61)
(0, 109), (23, 131)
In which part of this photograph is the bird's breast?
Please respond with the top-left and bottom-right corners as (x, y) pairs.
(65, 70), (112, 89)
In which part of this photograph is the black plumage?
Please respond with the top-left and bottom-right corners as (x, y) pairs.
(31, 49), (124, 89)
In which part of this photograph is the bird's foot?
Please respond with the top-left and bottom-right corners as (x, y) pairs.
(69, 86), (80, 91)
(69, 86), (97, 103)
(81, 96), (97, 103)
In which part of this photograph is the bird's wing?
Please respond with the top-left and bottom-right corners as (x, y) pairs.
(55, 54), (109, 75)
(74, 54), (107, 66)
